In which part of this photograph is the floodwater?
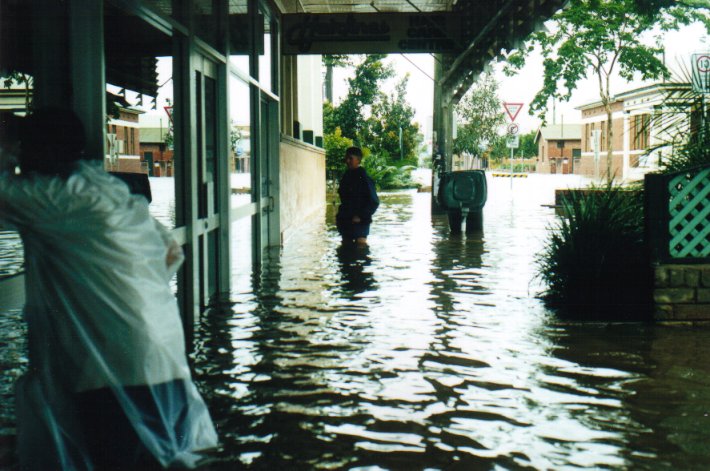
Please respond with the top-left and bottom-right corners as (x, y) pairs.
(2, 173), (710, 469)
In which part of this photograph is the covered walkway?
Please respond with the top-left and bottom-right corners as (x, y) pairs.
(0, 0), (566, 337)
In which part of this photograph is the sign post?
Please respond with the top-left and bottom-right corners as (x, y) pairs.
(691, 53), (710, 137)
(503, 103), (523, 188)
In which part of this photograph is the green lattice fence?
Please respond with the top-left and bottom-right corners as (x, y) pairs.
(646, 164), (710, 263)
(668, 167), (710, 258)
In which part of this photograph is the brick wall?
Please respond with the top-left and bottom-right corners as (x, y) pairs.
(575, 153), (625, 177)
(653, 264), (710, 321)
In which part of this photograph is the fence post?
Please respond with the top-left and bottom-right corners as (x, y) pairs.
(644, 173), (670, 263)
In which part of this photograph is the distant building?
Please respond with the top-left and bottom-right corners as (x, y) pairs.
(535, 124), (582, 174)
(139, 114), (173, 177)
(106, 106), (144, 173)
(576, 83), (697, 180)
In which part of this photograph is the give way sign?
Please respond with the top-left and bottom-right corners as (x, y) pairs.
(503, 102), (524, 122)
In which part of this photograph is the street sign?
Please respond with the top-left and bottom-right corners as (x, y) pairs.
(691, 53), (710, 94)
(507, 123), (519, 135)
(164, 106), (174, 124)
(503, 102), (524, 122)
(506, 135), (519, 149)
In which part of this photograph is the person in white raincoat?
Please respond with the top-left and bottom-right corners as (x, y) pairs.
(0, 108), (217, 470)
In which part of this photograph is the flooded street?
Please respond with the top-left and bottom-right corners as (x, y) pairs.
(193, 174), (710, 470)
(3, 174), (710, 469)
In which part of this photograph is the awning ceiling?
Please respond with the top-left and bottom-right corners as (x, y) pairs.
(279, 0), (567, 103)
(295, 0), (453, 13)
(0, 0), (567, 105)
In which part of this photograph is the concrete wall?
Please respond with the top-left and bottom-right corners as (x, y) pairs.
(653, 264), (710, 321)
(296, 55), (324, 144)
(280, 135), (326, 243)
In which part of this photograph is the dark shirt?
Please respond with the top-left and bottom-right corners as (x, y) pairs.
(336, 167), (379, 224)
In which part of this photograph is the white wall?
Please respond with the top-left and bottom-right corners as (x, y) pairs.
(296, 55), (323, 138)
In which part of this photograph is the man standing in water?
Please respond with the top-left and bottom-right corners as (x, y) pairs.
(0, 107), (217, 470)
(336, 146), (379, 245)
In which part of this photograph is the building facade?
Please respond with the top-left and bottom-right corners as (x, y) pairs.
(106, 107), (144, 173)
(576, 83), (692, 181)
(535, 124), (582, 174)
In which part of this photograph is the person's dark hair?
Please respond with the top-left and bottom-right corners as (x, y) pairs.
(345, 146), (363, 160)
(19, 107), (86, 176)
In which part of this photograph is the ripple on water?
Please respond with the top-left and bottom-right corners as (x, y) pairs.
(4, 175), (710, 469)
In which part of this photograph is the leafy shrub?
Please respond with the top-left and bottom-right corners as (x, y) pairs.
(536, 182), (652, 320)
(362, 150), (416, 190)
(324, 127), (353, 187)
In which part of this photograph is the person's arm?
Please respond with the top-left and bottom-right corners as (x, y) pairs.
(154, 218), (184, 277)
(352, 175), (379, 223)
(362, 175), (379, 218)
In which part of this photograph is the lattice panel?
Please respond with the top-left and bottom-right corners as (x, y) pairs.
(668, 167), (710, 258)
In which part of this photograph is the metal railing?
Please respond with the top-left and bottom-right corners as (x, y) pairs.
(645, 163), (710, 264)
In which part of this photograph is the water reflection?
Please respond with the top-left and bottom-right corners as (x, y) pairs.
(191, 181), (710, 470)
(4, 175), (710, 469)
(335, 244), (376, 298)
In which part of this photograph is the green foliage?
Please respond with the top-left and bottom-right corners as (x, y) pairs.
(488, 135), (509, 163)
(362, 74), (423, 166)
(662, 124), (710, 172)
(519, 131), (538, 158)
(330, 55), (394, 141)
(644, 61), (710, 173)
(324, 55), (423, 189)
(323, 100), (336, 135)
(505, 0), (708, 123)
(536, 182), (651, 320)
(324, 127), (354, 184)
(453, 74), (505, 156)
(361, 150), (416, 190)
(2, 71), (33, 110)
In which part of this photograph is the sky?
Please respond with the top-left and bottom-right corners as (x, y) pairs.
(332, 21), (709, 137)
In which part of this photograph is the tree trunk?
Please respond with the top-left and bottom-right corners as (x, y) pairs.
(325, 65), (333, 103)
(605, 105), (613, 181)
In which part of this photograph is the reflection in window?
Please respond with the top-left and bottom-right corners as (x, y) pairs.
(0, 75), (29, 277)
(230, 218), (253, 295)
(107, 56), (176, 228)
(229, 75), (252, 209)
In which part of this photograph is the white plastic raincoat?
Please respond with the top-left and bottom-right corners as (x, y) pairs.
(0, 161), (217, 469)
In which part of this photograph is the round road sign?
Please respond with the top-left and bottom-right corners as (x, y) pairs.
(507, 123), (519, 135)
(697, 55), (710, 73)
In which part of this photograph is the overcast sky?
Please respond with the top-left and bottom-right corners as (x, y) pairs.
(332, 21), (709, 136)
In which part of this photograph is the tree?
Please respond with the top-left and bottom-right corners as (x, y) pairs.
(3, 71), (33, 111)
(505, 0), (709, 179)
(519, 130), (538, 158)
(330, 54), (394, 142)
(362, 74), (423, 165)
(322, 55), (352, 104)
(453, 74), (506, 158)
(323, 127), (353, 187)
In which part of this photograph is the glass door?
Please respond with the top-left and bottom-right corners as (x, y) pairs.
(195, 58), (223, 308)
